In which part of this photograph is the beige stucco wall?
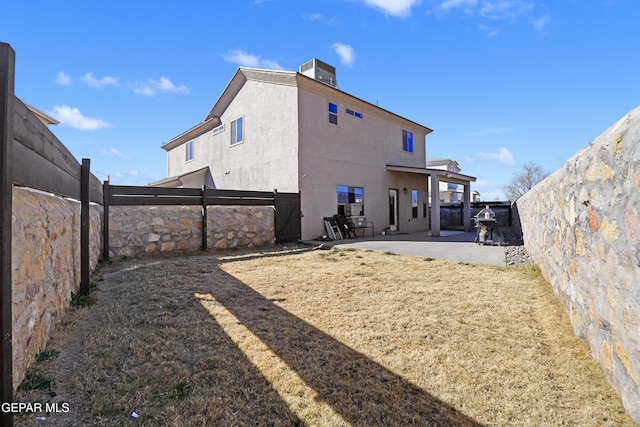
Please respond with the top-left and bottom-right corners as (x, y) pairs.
(165, 71), (433, 240)
(167, 78), (299, 193)
(297, 84), (430, 239)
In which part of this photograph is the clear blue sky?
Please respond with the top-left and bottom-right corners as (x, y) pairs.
(2, 0), (638, 200)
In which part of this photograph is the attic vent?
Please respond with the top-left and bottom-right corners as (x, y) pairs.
(299, 58), (338, 89)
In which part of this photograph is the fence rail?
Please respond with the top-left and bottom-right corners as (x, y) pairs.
(105, 185), (276, 206)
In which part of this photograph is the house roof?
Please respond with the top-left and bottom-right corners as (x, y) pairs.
(161, 67), (433, 151)
(425, 157), (461, 173)
(23, 101), (59, 126)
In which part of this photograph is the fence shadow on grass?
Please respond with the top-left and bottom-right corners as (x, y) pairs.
(15, 259), (304, 427)
(201, 266), (484, 427)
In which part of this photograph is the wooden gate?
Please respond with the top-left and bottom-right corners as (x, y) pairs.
(274, 191), (301, 243)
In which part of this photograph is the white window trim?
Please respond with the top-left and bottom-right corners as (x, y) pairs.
(230, 116), (244, 146)
(185, 140), (194, 162)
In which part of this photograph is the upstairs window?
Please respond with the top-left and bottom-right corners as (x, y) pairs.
(346, 108), (363, 119)
(402, 130), (413, 153)
(185, 140), (194, 162)
(231, 117), (244, 145)
(328, 102), (338, 125)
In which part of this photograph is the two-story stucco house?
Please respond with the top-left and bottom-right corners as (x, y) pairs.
(154, 59), (475, 240)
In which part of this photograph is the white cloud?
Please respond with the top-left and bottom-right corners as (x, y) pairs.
(533, 14), (550, 31)
(332, 43), (356, 66)
(133, 77), (190, 97)
(479, 0), (534, 20)
(222, 50), (285, 70)
(359, 0), (421, 17)
(49, 105), (111, 130)
(437, 0), (477, 12)
(477, 147), (516, 166)
(56, 72), (72, 86)
(432, 0), (547, 31)
(462, 155), (475, 164)
(82, 72), (119, 88)
(98, 148), (130, 159)
(302, 13), (323, 21)
(110, 169), (150, 185)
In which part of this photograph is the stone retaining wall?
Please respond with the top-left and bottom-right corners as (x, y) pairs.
(12, 187), (102, 390)
(11, 191), (275, 392)
(108, 205), (275, 257)
(515, 106), (640, 422)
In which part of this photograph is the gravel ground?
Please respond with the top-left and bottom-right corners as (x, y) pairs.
(501, 227), (535, 266)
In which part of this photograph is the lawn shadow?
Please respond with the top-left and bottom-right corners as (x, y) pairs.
(201, 265), (484, 427)
(15, 259), (305, 427)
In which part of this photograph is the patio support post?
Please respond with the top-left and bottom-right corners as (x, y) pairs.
(430, 173), (440, 237)
(463, 183), (472, 231)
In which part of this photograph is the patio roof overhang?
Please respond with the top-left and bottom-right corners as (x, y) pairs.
(385, 164), (476, 185)
(385, 164), (477, 236)
(149, 166), (212, 188)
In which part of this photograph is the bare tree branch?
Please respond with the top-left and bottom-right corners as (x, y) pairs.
(504, 161), (549, 201)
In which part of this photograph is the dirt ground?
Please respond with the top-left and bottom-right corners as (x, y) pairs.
(14, 245), (635, 426)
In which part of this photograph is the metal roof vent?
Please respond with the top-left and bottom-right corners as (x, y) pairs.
(299, 58), (338, 88)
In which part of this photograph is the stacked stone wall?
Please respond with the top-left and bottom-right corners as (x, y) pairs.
(515, 106), (640, 422)
(11, 187), (102, 390)
(108, 205), (274, 257)
(10, 197), (275, 392)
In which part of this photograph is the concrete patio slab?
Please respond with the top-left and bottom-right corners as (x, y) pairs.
(306, 231), (506, 267)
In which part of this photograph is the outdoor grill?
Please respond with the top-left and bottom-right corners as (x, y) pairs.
(475, 205), (504, 246)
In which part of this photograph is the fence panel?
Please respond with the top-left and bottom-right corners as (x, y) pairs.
(11, 99), (103, 203)
(103, 184), (301, 257)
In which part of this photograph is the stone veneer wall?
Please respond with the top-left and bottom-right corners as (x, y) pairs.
(11, 199), (275, 391)
(515, 106), (640, 422)
(12, 187), (103, 390)
(108, 205), (274, 257)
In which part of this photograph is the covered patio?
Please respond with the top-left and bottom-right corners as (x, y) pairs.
(386, 164), (477, 236)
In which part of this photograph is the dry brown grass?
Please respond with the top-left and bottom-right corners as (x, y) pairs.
(15, 246), (634, 426)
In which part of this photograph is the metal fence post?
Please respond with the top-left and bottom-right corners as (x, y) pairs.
(201, 185), (208, 251)
(0, 41), (15, 427)
(80, 159), (90, 296)
(102, 180), (110, 262)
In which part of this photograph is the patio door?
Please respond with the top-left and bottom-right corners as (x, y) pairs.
(389, 189), (398, 231)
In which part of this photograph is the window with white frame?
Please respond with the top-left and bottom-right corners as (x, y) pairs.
(185, 140), (194, 162)
(230, 117), (244, 145)
(402, 130), (413, 153)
